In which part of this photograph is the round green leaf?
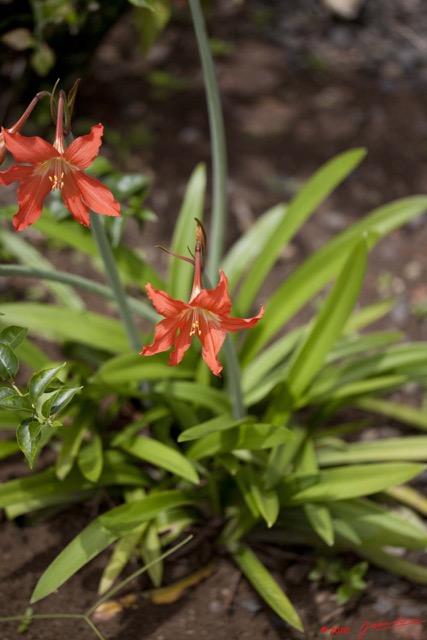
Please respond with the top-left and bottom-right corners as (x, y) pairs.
(0, 342), (19, 380)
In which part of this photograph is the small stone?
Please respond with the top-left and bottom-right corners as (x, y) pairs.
(321, 0), (366, 20)
(404, 261), (423, 281)
(208, 600), (222, 613)
(373, 596), (394, 615)
(239, 598), (262, 614)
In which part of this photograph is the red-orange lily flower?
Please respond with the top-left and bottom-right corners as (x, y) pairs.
(0, 91), (121, 231)
(141, 223), (264, 376)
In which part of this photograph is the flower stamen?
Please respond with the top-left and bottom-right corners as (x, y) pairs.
(190, 319), (202, 336)
(49, 171), (64, 190)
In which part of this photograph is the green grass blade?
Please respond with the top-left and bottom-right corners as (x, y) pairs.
(357, 546), (427, 584)
(93, 352), (194, 386)
(0, 264), (158, 322)
(280, 463), (425, 505)
(31, 490), (193, 602)
(98, 525), (146, 595)
(317, 436), (427, 466)
(286, 238), (368, 401)
(221, 204), (285, 292)
(330, 498), (427, 549)
(241, 195), (427, 362)
(305, 343), (427, 404)
(304, 504), (334, 546)
(36, 215), (164, 290)
(232, 544), (303, 631)
(178, 414), (250, 442)
(0, 230), (84, 310)
(187, 423), (293, 460)
(31, 519), (118, 603)
(236, 148), (366, 315)
(118, 436), (199, 484)
(356, 397), (427, 432)
(154, 380), (230, 413)
(0, 304), (129, 353)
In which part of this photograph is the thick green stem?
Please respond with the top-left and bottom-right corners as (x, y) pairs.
(90, 213), (141, 351)
(189, 0), (227, 282)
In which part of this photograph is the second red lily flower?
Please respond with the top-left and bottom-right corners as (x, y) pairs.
(141, 221), (264, 376)
(0, 91), (121, 231)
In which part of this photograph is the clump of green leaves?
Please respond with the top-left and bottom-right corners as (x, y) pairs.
(309, 557), (368, 605)
(0, 326), (81, 468)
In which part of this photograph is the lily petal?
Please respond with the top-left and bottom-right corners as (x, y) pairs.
(169, 314), (193, 366)
(146, 283), (188, 318)
(64, 124), (104, 169)
(0, 164), (34, 186)
(192, 270), (232, 316)
(2, 129), (57, 164)
(13, 173), (52, 230)
(141, 317), (181, 356)
(221, 305), (265, 333)
(198, 315), (226, 376)
(72, 171), (121, 217)
(61, 171), (91, 226)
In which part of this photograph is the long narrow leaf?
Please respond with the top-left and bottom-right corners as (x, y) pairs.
(118, 436), (199, 484)
(31, 490), (193, 602)
(233, 544), (303, 631)
(0, 304), (129, 353)
(241, 196), (427, 362)
(36, 215), (164, 289)
(286, 238), (367, 401)
(279, 463), (425, 505)
(0, 230), (84, 310)
(93, 352), (194, 386)
(236, 148), (366, 315)
(357, 546), (427, 584)
(222, 204), (285, 292)
(317, 436), (427, 466)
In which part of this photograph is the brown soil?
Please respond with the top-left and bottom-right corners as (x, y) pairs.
(1, 1), (427, 639)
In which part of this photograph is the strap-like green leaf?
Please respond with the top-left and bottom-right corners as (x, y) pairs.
(0, 230), (84, 310)
(286, 238), (368, 401)
(358, 546), (427, 584)
(119, 436), (199, 484)
(241, 195), (427, 362)
(236, 148), (366, 315)
(154, 380), (230, 413)
(0, 304), (129, 353)
(233, 544), (303, 631)
(94, 352), (194, 386)
(221, 204), (285, 292)
(31, 489), (192, 603)
(304, 503), (334, 546)
(330, 498), (427, 549)
(187, 422), (293, 460)
(31, 518), (118, 603)
(317, 436), (427, 466)
(279, 463), (425, 505)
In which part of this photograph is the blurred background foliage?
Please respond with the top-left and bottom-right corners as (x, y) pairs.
(0, 0), (179, 121)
